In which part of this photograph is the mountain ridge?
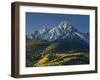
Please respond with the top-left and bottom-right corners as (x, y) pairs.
(30, 21), (89, 43)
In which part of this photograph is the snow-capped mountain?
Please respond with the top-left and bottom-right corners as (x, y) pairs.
(31, 21), (89, 43)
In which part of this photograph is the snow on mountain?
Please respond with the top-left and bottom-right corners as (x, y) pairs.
(74, 32), (88, 43)
(31, 21), (89, 43)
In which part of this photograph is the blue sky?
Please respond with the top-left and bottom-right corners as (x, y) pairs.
(26, 12), (89, 35)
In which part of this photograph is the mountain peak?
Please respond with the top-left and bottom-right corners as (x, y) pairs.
(39, 28), (49, 34)
(58, 21), (77, 32)
(58, 21), (71, 29)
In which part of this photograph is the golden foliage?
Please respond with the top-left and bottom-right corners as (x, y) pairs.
(33, 52), (89, 67)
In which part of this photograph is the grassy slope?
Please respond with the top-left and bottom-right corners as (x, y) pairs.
(26, 39), (89, 67)
(33, 52), (89, 67)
